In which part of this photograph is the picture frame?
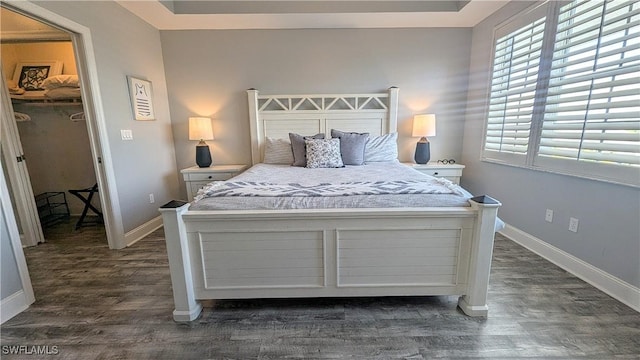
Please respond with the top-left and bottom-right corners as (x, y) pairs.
(12, 61), (63, 91)
(127, 76), (155, 121)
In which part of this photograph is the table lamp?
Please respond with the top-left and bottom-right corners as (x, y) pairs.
(189, 117), (214, 167)
(412, 114), (436, 164)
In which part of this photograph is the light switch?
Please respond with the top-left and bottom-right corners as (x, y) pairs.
(120, 129), (133, 141)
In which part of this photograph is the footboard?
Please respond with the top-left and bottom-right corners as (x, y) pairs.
(160, 196), (500, 321)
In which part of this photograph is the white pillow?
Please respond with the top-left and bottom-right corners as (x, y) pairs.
(305, 138), (344, 168)
(44, 87), (81, 99)
(41, 75), (80, 89)
(263, 137), (294, 164)
(364, 132), (399, 163)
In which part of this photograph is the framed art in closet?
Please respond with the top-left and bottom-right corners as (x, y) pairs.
(12, 61), (63, 91)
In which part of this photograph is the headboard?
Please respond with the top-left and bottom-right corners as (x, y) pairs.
(247, 87), (399, 165)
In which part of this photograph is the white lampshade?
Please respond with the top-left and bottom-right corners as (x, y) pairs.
(412, 114), (436, 138)
(188, 117), (214, 141)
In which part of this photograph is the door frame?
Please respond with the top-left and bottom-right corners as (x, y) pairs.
(2, 0), (125, 249)
(0, 153), (35, 324)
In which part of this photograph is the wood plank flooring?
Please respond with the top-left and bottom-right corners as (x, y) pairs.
(2, 218), (639, 359)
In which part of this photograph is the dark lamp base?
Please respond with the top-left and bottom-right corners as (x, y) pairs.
(195, 145), (212, 168)
(414, 141), (431, 165)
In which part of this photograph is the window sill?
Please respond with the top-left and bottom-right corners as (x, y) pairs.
(481, 157), (640, 189)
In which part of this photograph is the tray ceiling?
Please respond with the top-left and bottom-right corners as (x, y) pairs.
(117, 0), (510, 30)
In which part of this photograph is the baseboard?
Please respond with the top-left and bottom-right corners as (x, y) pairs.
(125, 215), (163, 247)
(500, 224), (640, 313)
(1, 290), (31, 324)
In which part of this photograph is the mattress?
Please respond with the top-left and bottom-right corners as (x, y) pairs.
(190, 162), (475, 211)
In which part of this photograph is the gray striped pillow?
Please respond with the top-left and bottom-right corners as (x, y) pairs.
(263, 137), (294, 164)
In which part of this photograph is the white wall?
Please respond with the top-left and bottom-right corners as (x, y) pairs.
(160, 28), (472, 199)
(462, 2), (640, 287)
(31, 1), (180, 233)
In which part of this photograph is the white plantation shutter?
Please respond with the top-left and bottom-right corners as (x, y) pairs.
(485, 17), (546, 161)
(539, 0), (640, 169)
(483, 0), (640, 187)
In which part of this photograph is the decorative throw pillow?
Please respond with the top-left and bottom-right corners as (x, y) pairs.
(305, 138), (344, 168)
(364, 132), (399, 163)
(289, 132), (325, 167)
(263, 137), (294, 164)
(331, 129), (369, 165)
(41, 75), (80, 90)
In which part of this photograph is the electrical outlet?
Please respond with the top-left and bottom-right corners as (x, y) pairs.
(149, 193), (155, 204)
(545, 209), (553, 223)
(569, 217), (579, 233)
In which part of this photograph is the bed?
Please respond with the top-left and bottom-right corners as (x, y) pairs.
(160, 87), (501, 321)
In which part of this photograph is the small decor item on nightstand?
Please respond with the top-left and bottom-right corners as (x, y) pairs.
(412, 114), (436, 164)
(189, 117), (214, 168)
(437, 159), (456, 164)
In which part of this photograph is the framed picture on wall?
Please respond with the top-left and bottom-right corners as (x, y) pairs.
(127, 76), (155, 121)
(12, 61), (63, 91)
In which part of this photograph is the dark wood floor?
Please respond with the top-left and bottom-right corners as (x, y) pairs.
(2, 218), (639, 359)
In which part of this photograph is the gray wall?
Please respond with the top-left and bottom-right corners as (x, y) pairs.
(462, 2), (640, 286)
(160, 28), (472, 200)
(13, 104), (99, 215)
(32, 1), (180, 233)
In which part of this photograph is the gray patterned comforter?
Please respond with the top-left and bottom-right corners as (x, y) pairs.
(190, 162), (474, 210)
(195, 179), (461, 199)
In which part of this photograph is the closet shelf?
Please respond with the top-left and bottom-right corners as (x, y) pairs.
(11, 97), (82, 106)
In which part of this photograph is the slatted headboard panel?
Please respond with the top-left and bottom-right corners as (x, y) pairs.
(247, 87), (399, 165)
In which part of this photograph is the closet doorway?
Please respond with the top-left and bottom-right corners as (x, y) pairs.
(0, 5), (118, 249)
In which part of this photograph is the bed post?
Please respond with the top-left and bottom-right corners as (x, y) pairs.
(458, 195), (501, 317)
(387, 87), (399, 132)
(247, 88), (260, 165)
(159, 201), (202, 321)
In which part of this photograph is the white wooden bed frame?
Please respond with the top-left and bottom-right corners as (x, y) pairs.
(160, 87), (501, 321)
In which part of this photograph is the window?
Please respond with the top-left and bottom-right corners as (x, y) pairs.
(483, 0), (640, 187)
(486, 17), (546, 157)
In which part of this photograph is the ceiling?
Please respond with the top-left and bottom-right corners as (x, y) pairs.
(116, 0), (510, 30)
(0, 7), (70, 42)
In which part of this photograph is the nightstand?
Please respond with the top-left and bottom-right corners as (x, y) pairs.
(403, 163), (465, 185)
(181, 164), (248, 199)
